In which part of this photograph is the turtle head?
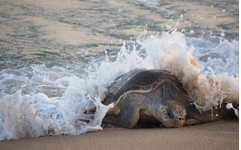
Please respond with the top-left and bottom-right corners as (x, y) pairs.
(154, 100), (186, 128)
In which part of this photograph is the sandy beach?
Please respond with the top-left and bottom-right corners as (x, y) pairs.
(0, 120), (238, 150)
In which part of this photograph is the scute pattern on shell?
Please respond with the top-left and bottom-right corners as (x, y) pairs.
(102, 69), (186, 106)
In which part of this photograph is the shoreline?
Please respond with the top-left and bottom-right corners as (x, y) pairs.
(0, 120), (238, 150)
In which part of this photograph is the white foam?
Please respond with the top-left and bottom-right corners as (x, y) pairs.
(226, 103), (239, 118)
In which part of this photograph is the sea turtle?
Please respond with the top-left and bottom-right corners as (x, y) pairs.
(101, 69), (236, 128)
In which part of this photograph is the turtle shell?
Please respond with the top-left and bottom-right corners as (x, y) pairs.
(102, 69), (187, 105)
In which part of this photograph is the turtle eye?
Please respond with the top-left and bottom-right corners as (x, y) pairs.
(166, 109), (173, 118)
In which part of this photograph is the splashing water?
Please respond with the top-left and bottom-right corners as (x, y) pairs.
(0, 31), (238, 140)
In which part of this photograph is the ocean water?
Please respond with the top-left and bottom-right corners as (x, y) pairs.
(0, 0), (239, 140)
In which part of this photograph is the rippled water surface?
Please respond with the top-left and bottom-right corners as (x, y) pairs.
(0, 0), (238, 69)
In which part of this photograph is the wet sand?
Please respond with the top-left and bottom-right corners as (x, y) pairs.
(0, 120), (238, 150)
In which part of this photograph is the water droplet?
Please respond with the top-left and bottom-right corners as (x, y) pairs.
(226, 103), (233, 109)
(166, 25), (171, 30)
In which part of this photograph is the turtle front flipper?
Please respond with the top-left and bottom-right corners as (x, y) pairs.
(102, 105), (140, 128)
(186, 103), (237, 124)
